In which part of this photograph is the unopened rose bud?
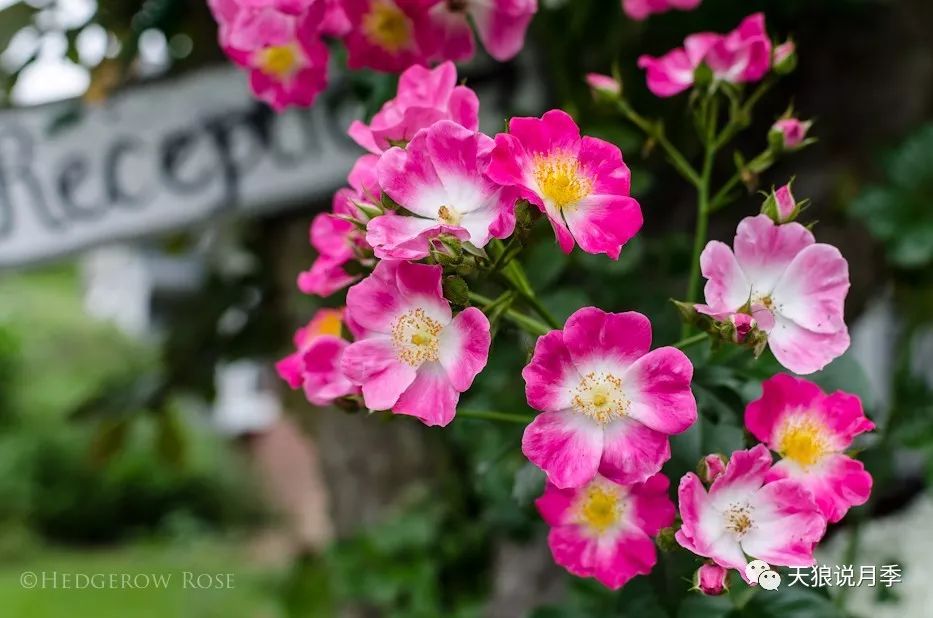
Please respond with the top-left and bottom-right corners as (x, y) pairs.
(698, 453), (727, 484)
(770, 117), (813, 151)
(773, 40), (797, 74)
(586, 73), (622, 100)
(693, 563), (729, 596)
(761, 183), (805, 224)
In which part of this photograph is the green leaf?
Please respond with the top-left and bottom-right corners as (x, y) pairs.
(0, 2), (37, 52)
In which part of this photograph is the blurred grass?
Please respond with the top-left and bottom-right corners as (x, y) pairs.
(0, 538), (283, 618)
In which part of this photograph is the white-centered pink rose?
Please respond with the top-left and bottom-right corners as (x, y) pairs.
(536, 473), (674, 589)
(348, 61), (479, 155)
(341, 260), (491, 427)
(676, 444), (827, 581)
(521, 307), (697, 489)
(696, 214), (850, 374)
(746, 374), (874, 523)
(488, 110), (643, 259)
(368, 121), (517, 260)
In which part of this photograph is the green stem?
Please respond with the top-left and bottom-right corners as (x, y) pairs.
(709, 150), (775, 213)
(616, 100), (701, 187)
(469, 292), (551, 337)
(682, 97), (719, 337)
(672, 333), (708, 350)
(458, 410), (535, 424)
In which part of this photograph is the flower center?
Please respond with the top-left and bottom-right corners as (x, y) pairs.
(391, 308), (442, 366)
(256, 44), (302, 79)
(437, 205), (461, 226)
(577, 483), (625, 534)
(724, 503), (755, 539)
(778, 417), (829, 468)
(571, 371), (628, 424)
(533, 154), (592, 210)
(362, 1), (413, 53)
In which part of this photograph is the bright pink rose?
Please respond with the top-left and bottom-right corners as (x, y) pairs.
(276, 308), (360, 405)
(638, 13), (771, 97)
(212, 1), (330, 111)
(771, 117), (812, 150)
(585, 73), (621, 96)
(488, 110), (643, 259)
(341, 261), (491, 427)
(676, 444), (827, 581)
(536, 473), (674, 589)
(341, 0), (440, 73)
(623, 0), (701, 22)
(348, 61), (480, 155)
(694, 563), (728, 595)
(426, 0), (537, 62)
(521, 307), (697, 489)
(696, 215), (850, 375)
(746, 374), (875, 523)
(298, 154), (380, 296)
(369, 121), (516, 260)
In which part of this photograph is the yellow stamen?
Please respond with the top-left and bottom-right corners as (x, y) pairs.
(778, 417), (829, 468)
(724, 503), (754, 538)
(392, 308), (443, 366)
(571, 371), (629, 424)
(256, 44), (302, 79)
(438, 205), (461, 226)
(578, 484), (624, 533)
(533, 154), (592, 210)
(362, 1), (413, 53)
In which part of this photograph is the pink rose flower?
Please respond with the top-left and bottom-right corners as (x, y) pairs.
(623, 0), (701, 22)
(521, 307), (697, 488)
(276, 308), (360, 405)
(487, 110), (643, 259)
(536, 473), (674, 589)
(298, 154), (380, 296)
(746, 374), (875, 523)
(341, 0), (441, 73)
(585, 73), (621, 96)
(694, 562), (728, 595)
(426, 0), (537, 62)
(212, 0), (330, 111)
(729, 312), (757, 343)
(676, 444), (827, 581)
(638, 13), (771, 97)
(341, 261), (491, 427)
(369, 121), (517, 260)
(696, 215), (850, 375)
(771, 117), (813, 150)
(347, 61), (480, 155)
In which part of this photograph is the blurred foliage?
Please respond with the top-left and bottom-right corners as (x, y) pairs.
(851, 124), (933, 270)
(0, 267), (263, 543)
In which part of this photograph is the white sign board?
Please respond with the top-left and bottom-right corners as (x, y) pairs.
(0, 65), (370, 268)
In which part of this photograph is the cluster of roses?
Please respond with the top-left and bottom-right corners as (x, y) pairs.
(268, 5), (874, 596)
(207, 0), (537, 110)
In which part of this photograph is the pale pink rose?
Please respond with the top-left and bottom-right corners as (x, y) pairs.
(623, 0), (701, 22)
(771, 117), (812, 150)
(488, 110), (643, 259)
(340, 0), (441, 73)
(638, 13), (771, 97)
(536, 473), (674, 589)
(521, 307), (697, 489)
(676, 444), (827, 581)
(348, 61), (479, 154)
(694, 563), (728, 595)
(276, 308), (360, 405)
(746, 374), (875, 523)
(426, 0), (537, 62)
(585, 73), (621, 96)
(341, 261), (491, 427)
(696, 215), (850, 374)
(369, 121), (516, 260)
